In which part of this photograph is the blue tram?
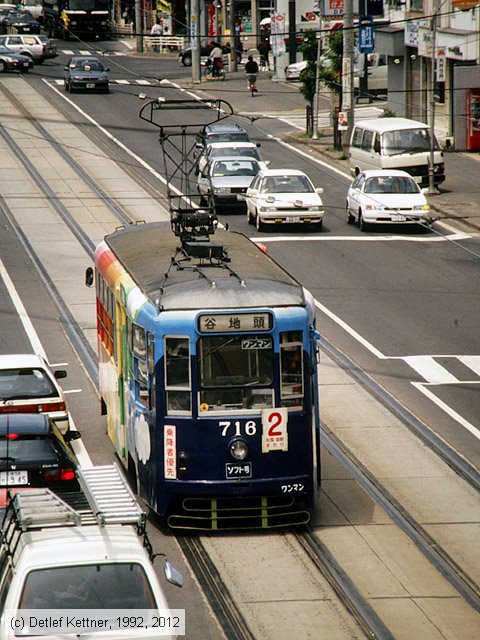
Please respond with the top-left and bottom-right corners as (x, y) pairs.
(93, 221), (320, 529)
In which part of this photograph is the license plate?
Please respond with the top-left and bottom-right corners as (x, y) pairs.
(391, 214), (406, 221)
(23, 27), (30, 32)
(226, 462), (252, 479)
(86, 83), (95, 89)
(22, 63), (29, 68)
(0, 470), (28, 486)
(285, 217), (298, 223)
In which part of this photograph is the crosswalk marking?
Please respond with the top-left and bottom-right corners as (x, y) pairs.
(403, 356), (460, 384)
(458, 355), (480, 377)
(52, 79), (158, 86)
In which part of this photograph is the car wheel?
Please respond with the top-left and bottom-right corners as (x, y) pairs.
(182, 53), (192, 66)
(255, 211), (264, 232)
(359, 211), (369, 232)
(0, 61), (6, 73)
(346, 203), (355, 225)
(247, 207), (253, 225)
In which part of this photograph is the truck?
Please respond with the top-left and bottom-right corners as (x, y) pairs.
(0, 464), (183, 639)
(42, 0), (110, 40)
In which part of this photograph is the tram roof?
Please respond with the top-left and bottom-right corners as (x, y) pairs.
(104, 222), (306, 311)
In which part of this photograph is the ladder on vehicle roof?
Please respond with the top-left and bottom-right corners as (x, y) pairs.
(77, 464), (145, 528)
(1, 464), (145, 537)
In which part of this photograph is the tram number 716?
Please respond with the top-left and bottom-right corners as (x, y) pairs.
(220, 421), (257, 437)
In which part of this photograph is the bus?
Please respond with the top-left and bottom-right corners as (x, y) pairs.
(89, 220), (320, 530)
(43, 0), (110, 40)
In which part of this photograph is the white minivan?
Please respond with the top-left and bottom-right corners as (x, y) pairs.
(349, 117), (445, 188)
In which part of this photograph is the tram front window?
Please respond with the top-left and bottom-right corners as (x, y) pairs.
(198, 335), (274, 412)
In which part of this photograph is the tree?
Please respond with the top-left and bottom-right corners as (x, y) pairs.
(298, 29), (344, 148)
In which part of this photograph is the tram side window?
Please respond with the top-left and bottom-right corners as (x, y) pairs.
(165, 337), (191, 414)
(280, 331), (303, 408)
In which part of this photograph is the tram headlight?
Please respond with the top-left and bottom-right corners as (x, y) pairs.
(229, 439), (248, 461)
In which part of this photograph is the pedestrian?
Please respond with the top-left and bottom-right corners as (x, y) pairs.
(245, 54), (259, 91)
(150, 21), (163, 53)
(258, 39), (270, 70)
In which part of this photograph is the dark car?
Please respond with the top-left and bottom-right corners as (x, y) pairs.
(64, 55), (110, 93)
(178, 41), (241, 67)
(199, 123), (250, 146)
(2, 10), (40, 34)
(0, 44), (33, 73)
(0, 413), (81, 501)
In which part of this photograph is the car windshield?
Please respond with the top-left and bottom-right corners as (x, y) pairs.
(0, 368), (57, 400)
(382, 128), (440, 155)
(207, 133), (250, 143)
(19, 563), (157, 609)
(211, 147), (260, 160)
(364, 176), (420, 194)
(212, 160), (260, 177)
(260, 175), (314, 194)
(72, 59), (104, 70)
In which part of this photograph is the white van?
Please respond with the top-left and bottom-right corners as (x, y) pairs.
(354, 53), (388, 98)
(349, 117), (445, 188)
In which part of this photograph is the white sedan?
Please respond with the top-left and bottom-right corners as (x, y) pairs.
(0, 354), (70, 434)
(245, 169), (324, 231)
(285, 60), (307, 81)
(346, 169), (431, 231)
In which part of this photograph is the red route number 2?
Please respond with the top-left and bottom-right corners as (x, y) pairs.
(261, 408), (288, 453)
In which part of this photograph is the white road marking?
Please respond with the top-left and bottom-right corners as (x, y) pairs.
(412, 382), (480, 439)
(0, 258), (46, 358)
(403, 356), (459, 383)
(458, 356), (480, 376)
(255, 232), (472, 243)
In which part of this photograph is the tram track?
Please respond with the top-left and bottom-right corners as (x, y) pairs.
(1, 78), (479, 638)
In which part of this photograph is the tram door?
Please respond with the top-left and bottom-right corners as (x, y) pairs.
(466, 89), (480, 151)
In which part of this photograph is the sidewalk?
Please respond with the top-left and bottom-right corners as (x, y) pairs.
(174, 69), (480, 233)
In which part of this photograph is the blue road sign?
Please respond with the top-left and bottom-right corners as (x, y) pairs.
(358, 16), (375, 54)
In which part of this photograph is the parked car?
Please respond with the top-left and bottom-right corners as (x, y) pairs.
(197, 141), (268, 175)
(0, 353), (70, 433)
(64, 55), (109, 93)
(285, 59), (307, 81)
(245, 169), (325, 231)
(346, 169), (431, 231)
(0, 43), (33, 72)
(0, 4), (17, 27)
(1, 10), (40, 34)
(0, 33), (57, 63)
(178, 40), (241, 66)
(0, 413), (80, 504)
(197, 156), (261, 211)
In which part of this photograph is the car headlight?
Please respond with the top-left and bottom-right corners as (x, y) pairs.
(365, 204), (386, 211)
(413, 204), (430, 211)
(310, 205), (320, 211)
(230, 439), (248, 461)
(259, 206), (277, 212)
(214, 187), (230, 194)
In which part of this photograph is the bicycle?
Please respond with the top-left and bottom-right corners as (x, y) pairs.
(247, 74), (257, 97)
(204, 58), (225, 81)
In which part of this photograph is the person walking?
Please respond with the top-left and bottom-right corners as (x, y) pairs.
(150, 21), (163, 53)
(258, 39), (271, 70)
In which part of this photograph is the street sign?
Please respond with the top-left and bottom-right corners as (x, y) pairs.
(358, 15), (375, 54)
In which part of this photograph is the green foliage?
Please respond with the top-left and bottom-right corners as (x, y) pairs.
(297, 29), (344, 106)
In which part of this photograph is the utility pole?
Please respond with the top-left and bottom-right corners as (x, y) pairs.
(312, 30), (322, 140)
(229, 0), (238, 72)
(135, 0), (143, 53)
(428, 1), (439, 194)
(191, 0), (201, 83)
(342, 0), (355, 158)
